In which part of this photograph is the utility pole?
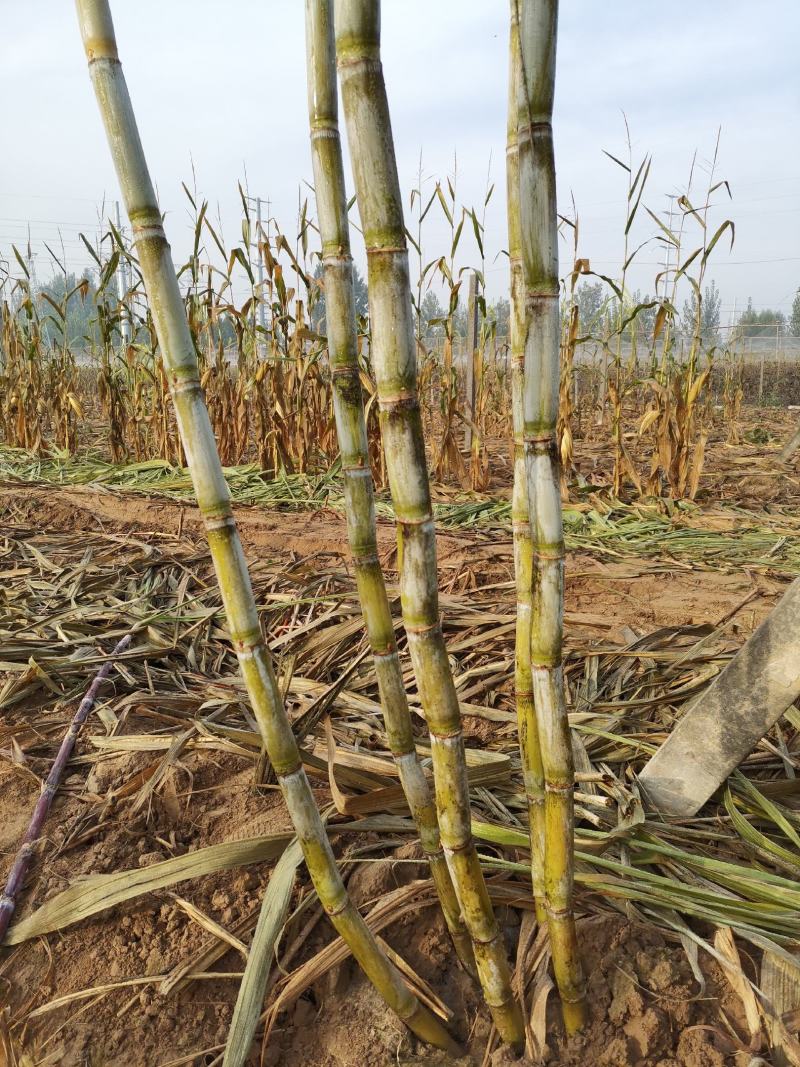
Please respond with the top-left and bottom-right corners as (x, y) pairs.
(660, 195), (676, 304)
(759, 337), (766, 404)
(115, 201), (132, 346)
(255, 197), (268, 356)
(463, 271), (479, 452)
(26, 226), (37, 294)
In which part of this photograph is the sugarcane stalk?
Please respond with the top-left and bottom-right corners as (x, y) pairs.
(506, 4), (548, 930)
(514, 0), (587, 1033)
(304, 0), (474, 977)
(74, 1), (457, 1053)
(0, 633), (132, 944)
(335, 0), (524, 1048)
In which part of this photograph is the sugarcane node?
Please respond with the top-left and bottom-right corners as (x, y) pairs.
(443, 837), (476, 856)
(310, 125), (338, 141)
(323, 896), (351, 919)
(202, 513), (235, 532)
(169, 372), (201, 392)
(404, 619), (441, 635)
(544, 782), (573, 797)
(276, 761), (304, 783)
(84, 38), (118, 62)
(365, 245), (406, 256)
(377, 392), (418, 413)
(518, 116), (553, 133)
(353, 552), (381, 568)
(331, 365), (361, 380)
(396, 513), (434, 529)
(523, 287), (559, 301)
(131, 218), (165, 235)
(429, 720), (464, 740)
(231, 634), (264, 655)
(388, 741), (417, 759)
(421, 845), (446, 861)
(372, 643), (398, 658)
(335, 51), (381, 72)
(546, 903), (576, 919)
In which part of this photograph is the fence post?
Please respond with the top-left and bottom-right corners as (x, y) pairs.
(759, 340), (766, 404)
(463, 272), (479, 451)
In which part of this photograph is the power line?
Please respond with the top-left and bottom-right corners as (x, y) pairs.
(0, 191), (101, 203)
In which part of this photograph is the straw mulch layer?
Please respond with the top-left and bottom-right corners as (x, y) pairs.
(1, 485), (799, 1066)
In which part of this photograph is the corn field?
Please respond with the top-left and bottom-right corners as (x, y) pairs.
(2, 2), (800, 1066)
(0, 103), (748, 504)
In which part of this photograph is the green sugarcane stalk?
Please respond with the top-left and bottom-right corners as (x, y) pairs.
(506, 3), (548, 930)
(514, 0), (587, 1033)
(334, 0), (523, 1049)
(303, 0), (474, 976)
(75, 0), (458, 1053)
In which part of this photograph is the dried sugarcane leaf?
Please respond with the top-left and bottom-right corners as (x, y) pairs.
(4, 834), (292, 945)
(223, 839), (303, 1067)
(713, 926), (761, 1047)
(761, 949), (800, 1067)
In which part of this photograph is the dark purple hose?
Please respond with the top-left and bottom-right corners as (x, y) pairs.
(0, 633), (132, 944)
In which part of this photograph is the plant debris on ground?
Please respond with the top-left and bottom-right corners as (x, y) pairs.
(1, 484), (799, 1065)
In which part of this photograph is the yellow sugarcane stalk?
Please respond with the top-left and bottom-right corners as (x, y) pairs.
(514, 0), (587, 1033)
(304, 0), (474, 975)
(335, 0), (524, 1049)
(506, 1), (548, 929)
(75, 0), (457, 1052)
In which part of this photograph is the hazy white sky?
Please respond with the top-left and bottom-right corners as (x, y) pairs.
(2, 1), (798, 322)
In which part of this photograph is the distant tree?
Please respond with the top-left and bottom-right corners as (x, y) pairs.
(451, 299), (467, 339)
(309, 260), (369, 334)
(574, 281), (605, 334)
(212, 310), (237, 349)
(37, 271), (99, 349)
(627, 290), (657, 341)
(738, 297), (786, 338)
(309, 261), (325, 332)
(487, 296), (510, 338)
(790, 289), (800, 337)
(681, 279), (722, 346)
(419, 290), (445, 339)
(351, 263), (369, 320)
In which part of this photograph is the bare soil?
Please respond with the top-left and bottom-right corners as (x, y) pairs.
(0, 485), (783, 1066)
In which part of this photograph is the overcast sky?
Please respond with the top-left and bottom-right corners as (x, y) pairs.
(2, 1), (798, 324)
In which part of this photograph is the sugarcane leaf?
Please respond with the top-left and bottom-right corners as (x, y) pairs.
(435, 184), (453, 226)
(645, 207), (679, 247)
(451, 215), (465, 258)
(4, 834), (292, 945)
(625, 157), (651, 234)
(470, 209), (484, 258)
(223, 839), (303, 1067)
(602, 149), (630, 173)
(11, 245), (30, 278)
(702, 219), (735, 266)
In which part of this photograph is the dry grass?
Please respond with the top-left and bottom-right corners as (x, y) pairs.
(1, 501), (799, 1061)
